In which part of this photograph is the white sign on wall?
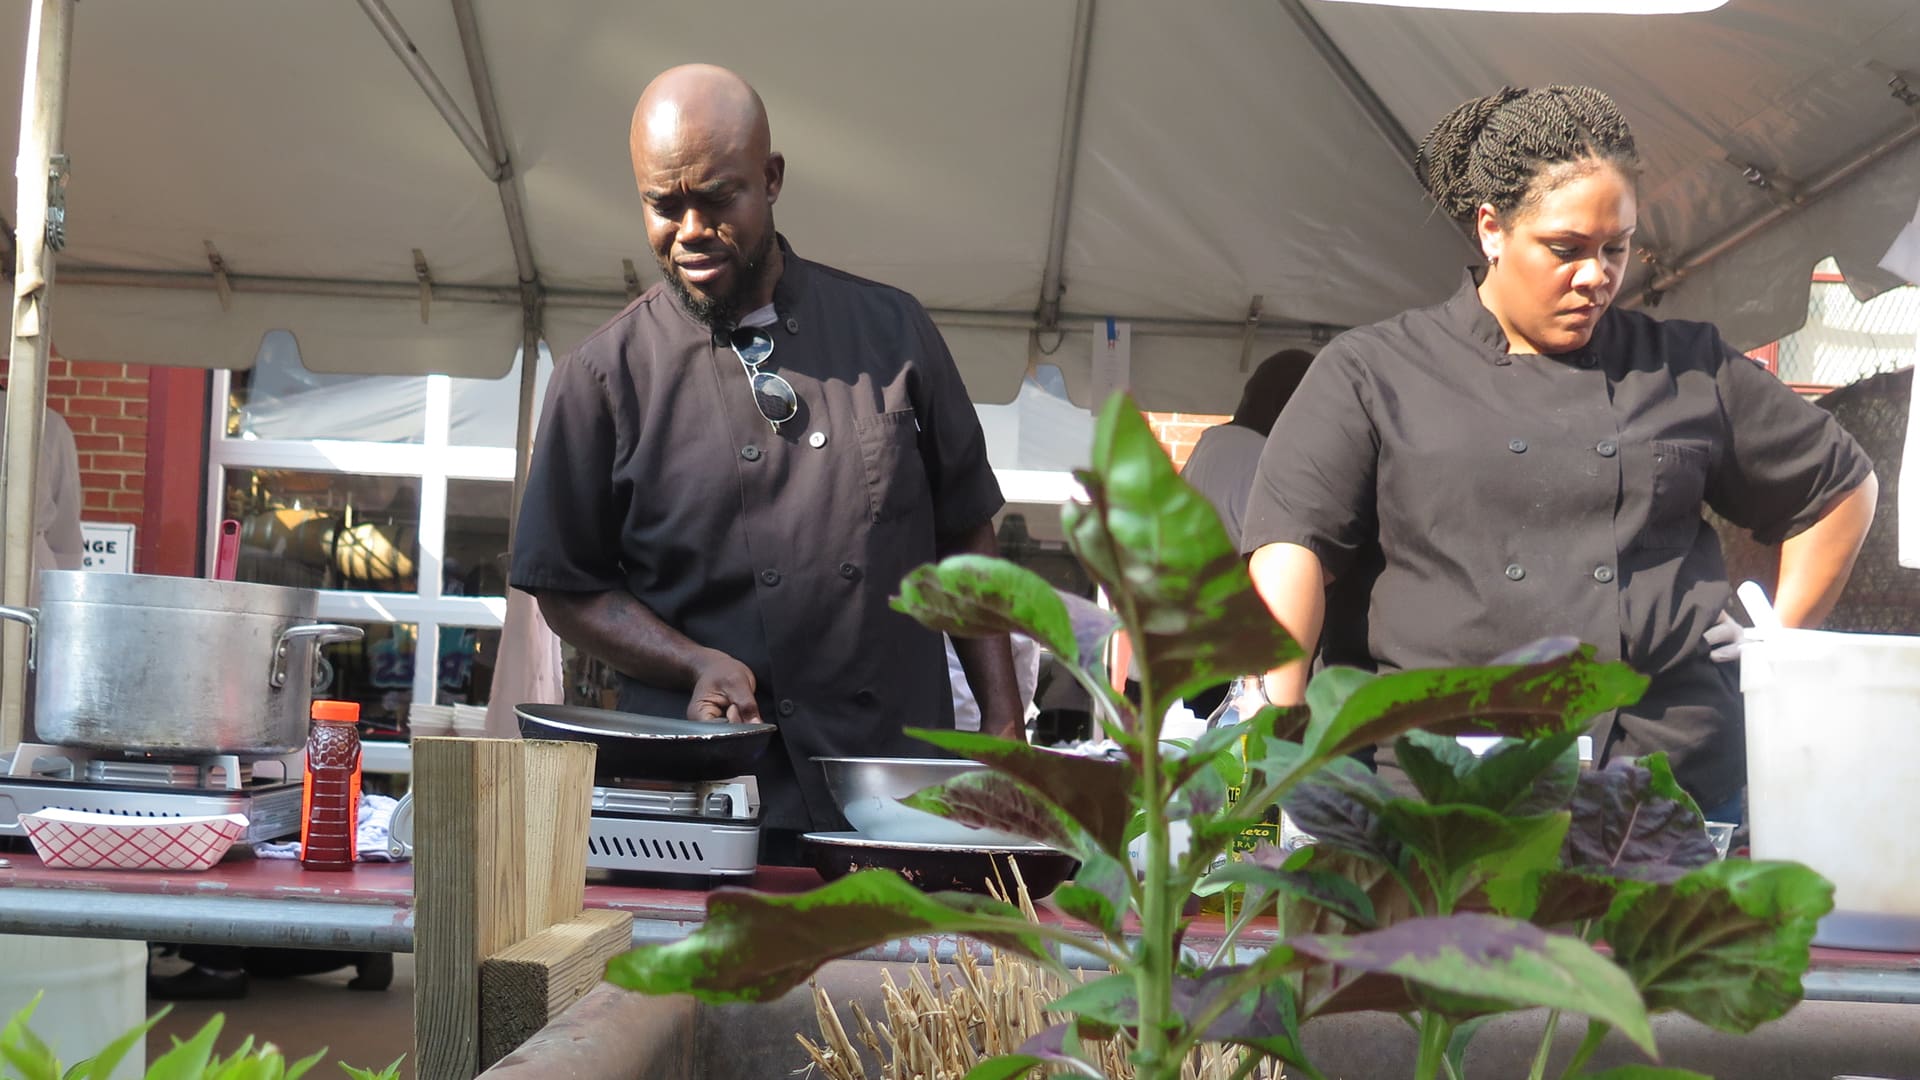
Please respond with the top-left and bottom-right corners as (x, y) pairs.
(80, 522), (136, 573)
(1091, 317), (1131, 407)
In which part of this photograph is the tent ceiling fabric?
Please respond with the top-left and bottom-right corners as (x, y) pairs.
(0, 1), (1913, 410)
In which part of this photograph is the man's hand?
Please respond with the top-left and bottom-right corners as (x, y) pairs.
(688, 649), (762, 724)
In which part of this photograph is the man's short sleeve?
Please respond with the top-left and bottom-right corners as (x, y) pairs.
(1705, 334), (1874, 545)
(1239, 340), (1380, 572)
(509, 352), (628, 594)
(908, 303), (1004, 534)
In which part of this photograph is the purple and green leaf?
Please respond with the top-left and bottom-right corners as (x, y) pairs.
(1061, 395), (1302, 706)
(1281, 757), (1403, 866)
(1174, 964), (1308, 1067)
(1377, 802), (1569, 896)
(1013, 1025), (1107, 1076)
(1196, 860), (1377, 930)
(1303, 644), (1647, 764)
(1521, 870), (1625, 927)
(899, 770), (1082, 852)
(909, 728), (1133, 857)
(1052, 850), (1130, 939)
(1287, 914), (1656, 1056)
(1394, 729), (1582, 817)
(604, 870), (1042, 1003)
(1602, 859), (1834, 1033)
(1168, 759), (1230, 821)
(1563, 755), (1716, 883)
(892, 554), (1081, 664)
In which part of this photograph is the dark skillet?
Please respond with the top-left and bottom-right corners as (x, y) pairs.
(515, 703), (774, 782)
(804, 831), (1079, 900)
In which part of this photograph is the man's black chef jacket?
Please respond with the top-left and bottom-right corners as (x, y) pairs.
(1242, 271), (1872, 807)
(509, 237), (1005, 832)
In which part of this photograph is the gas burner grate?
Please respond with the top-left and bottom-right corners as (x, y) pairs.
(85, 759), (253, 789)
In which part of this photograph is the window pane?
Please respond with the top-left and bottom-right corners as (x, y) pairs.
(225, 468), (421, 593)
(1774, 259), (1920, 388)
(438, 626), (501, 706)
(227, 331), (427, 443)
(315, 620), (416, 734)
(444, 478), (512, 597)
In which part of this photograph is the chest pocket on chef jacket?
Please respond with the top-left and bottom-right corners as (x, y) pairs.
(1645, 438), (1710, 549)
(856, 410), (930, 522)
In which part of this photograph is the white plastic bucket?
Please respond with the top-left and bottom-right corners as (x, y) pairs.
(1742, 627), (1920, 950)
(0, 934), (146, 1078)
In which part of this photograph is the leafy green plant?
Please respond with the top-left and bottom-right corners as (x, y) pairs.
(0, 995), (403, 1080)
(605, 392), (1834, 1080)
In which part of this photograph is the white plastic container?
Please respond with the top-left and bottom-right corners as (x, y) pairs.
(1742, 627), (1920, 950)
(0, 934), (145, 1078)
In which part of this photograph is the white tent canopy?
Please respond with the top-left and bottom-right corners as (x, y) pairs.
(1, 0), (1917, 411)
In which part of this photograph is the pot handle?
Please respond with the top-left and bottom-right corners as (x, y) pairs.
(0, 605), (37, 671)
(271, 622), (365, 689)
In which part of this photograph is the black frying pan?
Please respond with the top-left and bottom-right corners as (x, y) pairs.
(515, 703), (775, 782)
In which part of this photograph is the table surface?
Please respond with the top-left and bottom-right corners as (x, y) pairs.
(2, 852), (1916, 1001)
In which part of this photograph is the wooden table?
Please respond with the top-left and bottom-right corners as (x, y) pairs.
(2, 852), (1916, 1003)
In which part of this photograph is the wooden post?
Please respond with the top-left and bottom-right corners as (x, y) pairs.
(1, 0), (75, 751)
(415, 738), (527, 1080)
(520, 740), (590, 930)
(413, 736), (611, 1080)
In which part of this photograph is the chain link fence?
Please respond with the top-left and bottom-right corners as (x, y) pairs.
(1774, 259), (1920, 387)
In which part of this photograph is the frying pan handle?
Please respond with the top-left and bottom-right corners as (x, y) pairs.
(0, 605), (36, 671)
(271, 622), (365, 689)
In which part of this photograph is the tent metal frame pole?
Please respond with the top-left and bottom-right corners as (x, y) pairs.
(448, 0), (544, 553)
(510, 288), (542, 542)
(2, 0), (74, 750)
(1276, 0), (1415, 167)
(56, 265), (1341, 342)
(353, 0), (502, 182)
(60, 266), (522, 304)
(1632, 113), (1920, 303)
(451, 0), (538, 288)
(1035, 0), (1096, 332)
(1276, 0), (1476, 252)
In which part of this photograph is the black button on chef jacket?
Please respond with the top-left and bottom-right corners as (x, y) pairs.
(509, 237), (1005, 832)
(1242, 271), (1872, 808)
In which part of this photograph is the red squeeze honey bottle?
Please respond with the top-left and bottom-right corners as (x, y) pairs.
(301, 700), (363, 871)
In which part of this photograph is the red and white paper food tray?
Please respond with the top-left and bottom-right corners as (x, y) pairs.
(20, 808), (250, 871)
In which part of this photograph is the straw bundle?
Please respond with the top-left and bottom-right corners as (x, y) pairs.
(796, 869), (1282, 1080)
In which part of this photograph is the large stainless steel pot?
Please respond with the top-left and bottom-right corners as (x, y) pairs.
(0, 571), (363, 757)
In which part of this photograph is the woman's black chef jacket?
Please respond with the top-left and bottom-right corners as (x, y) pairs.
(1242, 272), (1872, 807)
(509, 238), (1005, 832)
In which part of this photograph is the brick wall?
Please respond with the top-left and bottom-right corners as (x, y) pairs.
(46, 356), (151, 526)
(1146, 411), (1229, 469)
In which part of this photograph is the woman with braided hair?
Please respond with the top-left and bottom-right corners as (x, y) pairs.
(1241, 86), (1877, 817)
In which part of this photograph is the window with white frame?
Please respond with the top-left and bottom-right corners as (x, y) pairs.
(208, 331), (550, 730)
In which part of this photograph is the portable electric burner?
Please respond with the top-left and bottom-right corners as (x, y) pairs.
(0, 742), (304, 846)
(586, 774), (760, 882)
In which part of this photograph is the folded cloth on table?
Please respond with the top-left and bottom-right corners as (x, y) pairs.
(255, 793), (403, 861)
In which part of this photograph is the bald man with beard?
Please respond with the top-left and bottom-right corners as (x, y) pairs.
(510, 65), (1020, 862)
